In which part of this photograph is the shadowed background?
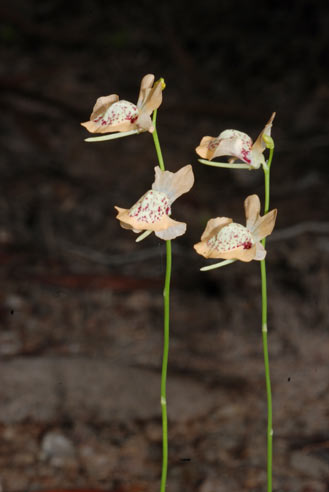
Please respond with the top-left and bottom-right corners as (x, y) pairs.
(0, 1), (329, 491)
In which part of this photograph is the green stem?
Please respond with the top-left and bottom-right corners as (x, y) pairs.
(152, 109), (171, 492)
(261, 146), (274, 492)
(152, 110), (165, 172)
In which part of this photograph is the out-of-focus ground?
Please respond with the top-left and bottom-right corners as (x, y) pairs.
(0, 1), (329, 491)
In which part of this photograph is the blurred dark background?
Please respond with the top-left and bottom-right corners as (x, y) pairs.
(0, 1), (329, 491)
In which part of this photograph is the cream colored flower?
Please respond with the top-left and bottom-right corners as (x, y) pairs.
(81, 74), (163, 134)
(194, 195), (277, 262)
(115, 165), (194, 240)
(196, 113), (276, 169)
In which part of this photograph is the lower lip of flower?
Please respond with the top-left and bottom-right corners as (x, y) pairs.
(94, 100), (139, 126)
(128, 190), (171, 224)
(207, 222), (254, 252)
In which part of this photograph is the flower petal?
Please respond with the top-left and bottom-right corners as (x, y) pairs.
(252, 112), (276, 155)
(152, 165), (194, 204)
(196, 131), (253, 164)
(244, 194), (261, 232)
(89, 94), (119, 120)
(194, 241), (256, 262)
(142, 79), (163, 114)
(136, 74), (163, 126)
(195, 136), (216, 160)
(213, 130), (253, 164)
(155, 221), (186, 240)
(137, 74), (155, 107)
(82, 99), (139, 134)
(136, 111), (154, 132)
(195, 220), (257, 262)
(81, 94), (119, 133)
(252, 208), (277, 242)
(115, 206), (174, 232)
(254, 241), (267, 260)
(200, 217), (232, 241)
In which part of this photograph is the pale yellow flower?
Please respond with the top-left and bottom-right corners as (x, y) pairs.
(196, 113), (276, 169)
(81, 74), (163, 134)
(115, 165), (194, 240)
(194, 195), (277, 262)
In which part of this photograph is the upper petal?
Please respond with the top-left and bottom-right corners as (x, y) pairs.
(142, 80), (163, 114)
(252, 112), (276, 156)
(137, 74), (155, 107)
(152, 165), (194, 204)
(89, 94), (119, 120)
(244, 194), (277, 242)
(137, 74), (163, 117)
(252, 208), (277, 242)
(200, 217), (232, 241)
(244, 194), (261, 231)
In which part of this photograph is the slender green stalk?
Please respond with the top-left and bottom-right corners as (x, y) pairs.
(152, 110), (165, 172)
(152, 109), (171, 492)
(261, 146), (274, 492)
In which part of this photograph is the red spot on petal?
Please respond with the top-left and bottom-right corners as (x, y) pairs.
(243, 241), (252, 249)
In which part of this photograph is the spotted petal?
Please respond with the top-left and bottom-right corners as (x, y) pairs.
(195, 221), (257, 262)
(196, 131), (253, 165)
(81, 99), (138, 134)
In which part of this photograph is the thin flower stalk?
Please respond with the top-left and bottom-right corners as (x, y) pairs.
(152, 107), (170, 492)
(261, 141), (275, 492)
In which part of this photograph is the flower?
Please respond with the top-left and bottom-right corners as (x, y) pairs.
(115, 165), (194, 240)
(196, 113), (276, 169)
(81, 74), (164, 134)
(194, 194), (277, 262)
